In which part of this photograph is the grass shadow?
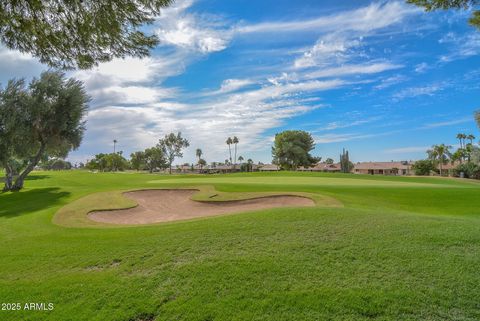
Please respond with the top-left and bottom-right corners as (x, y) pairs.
(0, 188), (70, 218)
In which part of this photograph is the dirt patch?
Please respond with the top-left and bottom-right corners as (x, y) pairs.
(88, 189), (315, 225)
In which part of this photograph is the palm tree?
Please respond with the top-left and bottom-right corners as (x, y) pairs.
(475, 110), (480, 130)
(467, 134), (476, 145)
(233, 136), (239, 170)
(238, 156), (244, 163)
(430, 144), (452, 176)
(226, 137), (233, 165)
(247, 158), (253, 172)
(196, 148), (203, 162)
(113, 139), (118, 171)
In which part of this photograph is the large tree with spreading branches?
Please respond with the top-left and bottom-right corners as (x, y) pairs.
(0, 0), (174, 69)
(0, 71), (89, 191)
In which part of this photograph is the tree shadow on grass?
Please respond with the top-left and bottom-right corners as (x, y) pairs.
(0, 188), (70, 218)
(0, 174), (50, 183)
(25, 174), (51, 181)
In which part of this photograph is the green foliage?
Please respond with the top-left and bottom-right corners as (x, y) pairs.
(453, 162), (480, 178)
(144, 147), (167, 173)
(130, 151), (146, 171)
(86, 153), (128, 172)
(272, 130), (318, 170)
(0, 71), (89, 191)
(0, 0), (173, 69)
(340, 148), (354, 173)
(158, 132), (190, 174)
(39, 158), (72, 171)
(407, 0), (480, 29)
(325, 158), (334, 164)
(412, 159), (436, 175)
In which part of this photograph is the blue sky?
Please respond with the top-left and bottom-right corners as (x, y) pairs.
(1, 0), (479, 164)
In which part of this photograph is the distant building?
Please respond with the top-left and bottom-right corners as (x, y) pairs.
(298, 162), (342, 172)
(258, 164), (280, 171)
(353, 161), (413, 176)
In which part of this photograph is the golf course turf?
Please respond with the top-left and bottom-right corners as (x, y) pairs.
(1, 171), (480, 321)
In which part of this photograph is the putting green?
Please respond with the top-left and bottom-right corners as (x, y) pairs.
(147, 175), (470, 188)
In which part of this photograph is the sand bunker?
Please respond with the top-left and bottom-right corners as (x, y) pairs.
(88, 189), (315, 225)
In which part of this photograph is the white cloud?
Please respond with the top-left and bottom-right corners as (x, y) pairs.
(314, 133), (376, 144)
(414, 62), (429, 73)
(306, 63), (403, 80)
(384, 146), (428, 153)
(439, 32), (480, 62)
(374, 74), (409, 90)
(155, 0), (232, 53)
(421, 117), (472, 129)
(393, 83), (444, 100)
(237, 2), (418, 34)
(294, 34), (361, 69)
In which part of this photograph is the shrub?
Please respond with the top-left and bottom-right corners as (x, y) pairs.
(412, 160), (436, 176)
(453, 163), (480, 179)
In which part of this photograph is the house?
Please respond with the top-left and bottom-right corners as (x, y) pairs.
(298, 162), (342, 172)
(354, 161), (413, 176)
(258, 164), (280, 171)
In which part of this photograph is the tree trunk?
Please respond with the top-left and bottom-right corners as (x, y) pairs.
(3, 163), (14, 192)
(234, 144), (237, 171)
(228, 145), (232, 170)
(12, 143), (45, 191)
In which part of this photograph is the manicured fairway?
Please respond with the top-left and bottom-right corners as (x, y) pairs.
(1, 171), (480, 321)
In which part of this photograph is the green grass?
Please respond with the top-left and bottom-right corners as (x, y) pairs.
(1, 171), (480, 321)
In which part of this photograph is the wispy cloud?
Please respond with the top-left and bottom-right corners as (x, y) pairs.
(237, 2), (418, 34)
(374, 74), (409, 90)
(438, 32), (480, 62)
(421, 117), (472, 129)
(384, 146), (428, 154)
(393, 83), (445, 100)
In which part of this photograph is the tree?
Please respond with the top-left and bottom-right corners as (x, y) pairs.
(238, 156), (244, 163)
(325, 158), (334, 165)
(457, 133), (466, 149)
(198, 158), (207, 172)
(85, 153), (128, 172)
(467, 134), (476, 145)
(452, 148), (465, 164)
(413, 159), (436, 175)
(226, 137), (233, 165)
(272, 130), (318, 170)
(196, 148), (203, 163)
(233, 136), (239, 170)
(0, 79), (29, 191)
(247, 158), (254, 172)
(0, 0), (174, 69)
(130, 151), (146, 171)
(1, 71), (89, 191)
(144, 147), (166, 173)
(158, 132), (190, 174)
(428, 144), (452, 175)
(40, 158), (72, 170)
(407, 0), (480, 29)
(340, 148), (353, 173)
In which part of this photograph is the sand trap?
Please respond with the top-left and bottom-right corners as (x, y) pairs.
(88, 189), (315, 225)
